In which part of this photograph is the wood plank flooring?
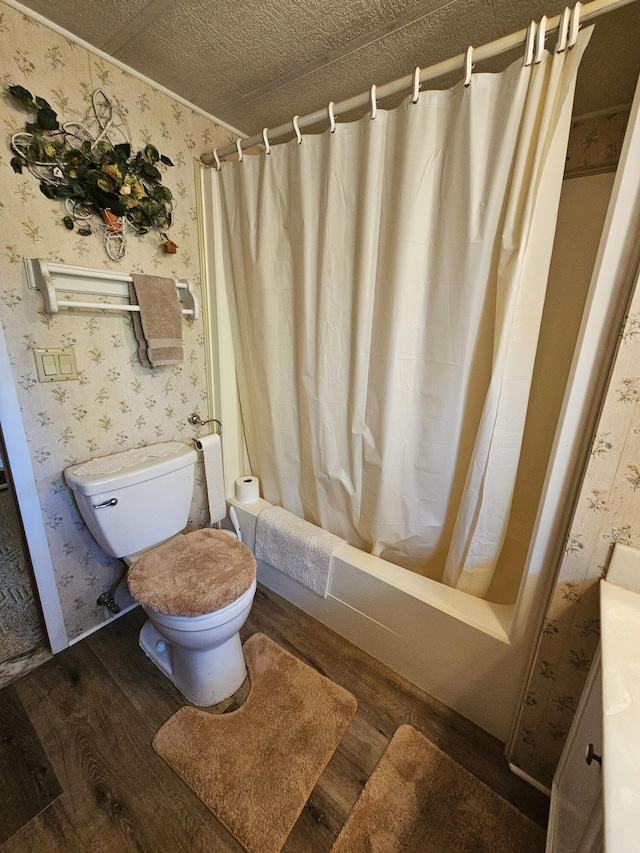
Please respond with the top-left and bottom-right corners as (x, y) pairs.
(0, 685), (62, 845)
(0, 584), (549, 851)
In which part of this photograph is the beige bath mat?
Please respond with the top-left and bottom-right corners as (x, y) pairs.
(153, 632), (357, 853)
(331, 724), (546, 853)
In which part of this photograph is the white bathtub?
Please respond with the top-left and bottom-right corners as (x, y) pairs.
(229, 496), (548, 743)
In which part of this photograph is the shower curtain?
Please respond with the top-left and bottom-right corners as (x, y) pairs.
(211, 29), (591, 599)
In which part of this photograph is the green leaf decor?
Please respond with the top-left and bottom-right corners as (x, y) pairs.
(7, 85), (175, 258)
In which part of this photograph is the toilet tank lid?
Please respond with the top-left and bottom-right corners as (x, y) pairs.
(64, 441), (197, 496)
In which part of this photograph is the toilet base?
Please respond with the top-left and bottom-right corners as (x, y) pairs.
(139, 620), (248, 706)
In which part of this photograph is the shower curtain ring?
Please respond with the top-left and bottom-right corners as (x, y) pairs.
(464, 46), (474, 87)
(236, 139), (244, 162)
(292, 115), (302, 144)
(534, 15), (547, 63)
(555, 7), (571, 52)
(524, 20), (536, 66)
(212, 148), (221, 170)
(412, 66), (421, 103)
(370, 84), (377, 119)
(328, 101), (336, 133)
(262, 128), (271, 154)
(568, 2), (582, 47)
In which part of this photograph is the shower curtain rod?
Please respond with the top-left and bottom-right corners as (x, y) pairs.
(202, 0), (637, 166)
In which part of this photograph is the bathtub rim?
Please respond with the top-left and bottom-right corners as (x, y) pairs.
(228, 496), (514, 644)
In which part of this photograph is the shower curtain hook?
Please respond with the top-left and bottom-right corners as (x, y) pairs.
(568, 2), (582, 47)
(524, 20), (536, 66)
(212, 148), (221, 170)
(236, 139), (244, 162)
(556, 7), (571, 52)
(534, 15), (547, 63)
(412, 66), (421, 103)
(262, 128), (271, 154)
(370, 84), (377, 119)
(292, 115), (303, 144)
(464, 46), (474, 87)
(328, 101), (336, 133)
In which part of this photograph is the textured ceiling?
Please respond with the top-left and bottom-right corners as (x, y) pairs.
(17, 0), (640, 137)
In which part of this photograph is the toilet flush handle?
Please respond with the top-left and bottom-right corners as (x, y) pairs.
(93, 497), (118, 509)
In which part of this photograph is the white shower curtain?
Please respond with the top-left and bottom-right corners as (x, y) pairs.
(212, 30), (591, 598)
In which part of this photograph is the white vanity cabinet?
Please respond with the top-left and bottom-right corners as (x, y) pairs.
(546, 648), (603, 853)
(546, 543), (640, 853)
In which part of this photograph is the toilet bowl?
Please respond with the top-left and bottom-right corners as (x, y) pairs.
(126, 527), (256, 705)
(64, 441), (256, 705)
(138, 579), (257, 705)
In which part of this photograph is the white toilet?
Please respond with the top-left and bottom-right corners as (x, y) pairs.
(64, 441), (256, 706)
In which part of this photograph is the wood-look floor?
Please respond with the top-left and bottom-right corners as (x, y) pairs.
(0, 584), (549, 851)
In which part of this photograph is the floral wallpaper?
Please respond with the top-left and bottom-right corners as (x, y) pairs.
(510, 285), (640, 788)
(0, 0), (235, 642)
(565, 107), (630, 177)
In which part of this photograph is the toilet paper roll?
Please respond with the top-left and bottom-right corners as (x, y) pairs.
(235, 475), (260, 503)
(194, 433), (226, 525)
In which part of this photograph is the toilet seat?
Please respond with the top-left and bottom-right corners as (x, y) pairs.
(145, 579), (257, 632)
(127, 528), (256, 617)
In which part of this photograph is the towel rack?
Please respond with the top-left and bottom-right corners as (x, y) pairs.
(24, 258), (199, 319)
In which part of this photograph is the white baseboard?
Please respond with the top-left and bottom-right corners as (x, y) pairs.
(508, 761), (551, 797)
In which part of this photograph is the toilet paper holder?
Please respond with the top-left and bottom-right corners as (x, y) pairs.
(187, 412), (222, 434)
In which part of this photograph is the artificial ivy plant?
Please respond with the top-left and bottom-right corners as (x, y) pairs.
(7, 85), (176, 253)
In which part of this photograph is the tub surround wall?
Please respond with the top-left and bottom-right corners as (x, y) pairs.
(510, 267), (640, 788)
(507, 101), (640, 788)
(0, 0), (236, 643)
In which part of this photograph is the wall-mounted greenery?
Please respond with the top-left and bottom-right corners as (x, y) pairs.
(7, 85), (176, 259)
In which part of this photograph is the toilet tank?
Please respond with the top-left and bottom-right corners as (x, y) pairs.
(64, 441), (198, 558)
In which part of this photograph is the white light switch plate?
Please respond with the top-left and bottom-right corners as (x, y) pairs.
(33, 347), (78, 382)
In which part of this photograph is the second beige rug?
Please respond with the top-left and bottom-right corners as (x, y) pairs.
(153, 632), (357, 853)
(331, 724), (546, 853)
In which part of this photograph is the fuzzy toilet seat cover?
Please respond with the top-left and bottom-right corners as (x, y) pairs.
(127, 528), (256, 617)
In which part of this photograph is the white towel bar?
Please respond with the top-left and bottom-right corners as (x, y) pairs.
(24, 258), (199, 319)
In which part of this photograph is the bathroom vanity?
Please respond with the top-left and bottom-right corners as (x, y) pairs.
(546, 543), (640, 852)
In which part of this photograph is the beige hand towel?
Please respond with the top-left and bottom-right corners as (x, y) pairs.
(129, 274), (183, 368)
(255, 505), (345, 597)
